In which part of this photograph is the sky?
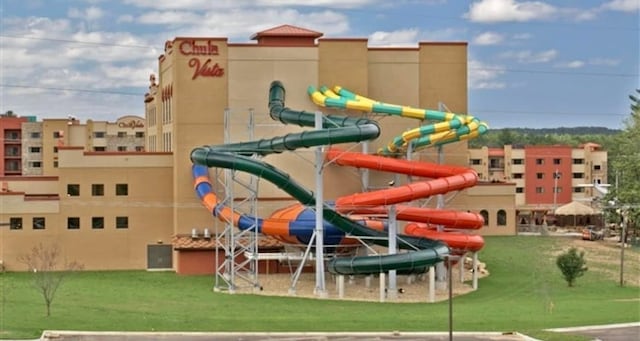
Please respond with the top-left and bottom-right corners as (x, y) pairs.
(0, 0), (638, 129)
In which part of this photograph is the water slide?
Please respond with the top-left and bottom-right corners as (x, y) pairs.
(309, 86), (487, 254)
(191, 80), (449, 275)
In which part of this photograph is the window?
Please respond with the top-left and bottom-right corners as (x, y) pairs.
(67, 217), (80, 229)
(594, 165), (601, 170)
(29, 161), (42, 168)
(512, 158), (523, 165)
(116, 184), (128, 196)
(536, 173), (544, 179)
(553, 158), (561, 165)
(53, 161), (59, 168)
(6, 131), (19, 140)
(135, 132), (145, 138)
(92, 217), (104, 229)
(91, 184), (104, 196)
(470, 159), (482, 165)
(116, 216), (128, 229)
(573, 173), (584, 179)
(573, 158), (584, 165)
(118, 131), (127, 137)
(554, 187), (562, 193)
(53, 146), (58, 153)
(67, 184), (80, 196)
(512, 173), (523, 179)
(536, 158), (544, 165)
(29, 147), (41, 153)
(536, 187), (544, 194)
(94, 131), (106, 138)
(117, 146), (127, 152)
(9, 217), (22, 230)
(94, 147), (106, 152)
(53, 131), (62, 138)
(135, 146), (144, 152)
(515, 187), (524, 193)
(30, 132), (41, 139)
(573, 187), (585, 193)
(480, 210), (489, 226)
(497, 210), (507, 226)
(489, 158), (502, 168)
(33, 217), (45, 230)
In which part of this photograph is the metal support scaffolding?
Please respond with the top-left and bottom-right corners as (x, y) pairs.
(213, 109), (261, 293)
(314, 111), (327, 297)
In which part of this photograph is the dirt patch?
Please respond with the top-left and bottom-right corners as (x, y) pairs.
(230, 259), (488, 303)
(552, 238), (640, 287)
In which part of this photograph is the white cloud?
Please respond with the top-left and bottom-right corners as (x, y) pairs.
(499, 49), (557, 63)
(602, 0), (640, 12)
(468, 60), (507, 89)
(369, 28), (420, 46)
(137, 11), (201, 25)
(555, 60), (585, 69)
(473, 31), (504, 45)
(465, 0), (556, 23)
(117, 15), (134, 23)
(68, 6), (105, 21)
(141, 8), (350, 41)
(124, 0), (378, 10)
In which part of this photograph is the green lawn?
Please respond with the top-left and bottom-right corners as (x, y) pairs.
(1, 236), (638, 340)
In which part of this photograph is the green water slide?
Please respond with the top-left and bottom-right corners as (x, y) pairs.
(190, 80), (449, 275)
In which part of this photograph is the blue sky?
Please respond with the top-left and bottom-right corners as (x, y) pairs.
(0, 0), (638, 129)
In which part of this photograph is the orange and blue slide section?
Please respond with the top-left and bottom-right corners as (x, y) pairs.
(191, 80), (487, 275)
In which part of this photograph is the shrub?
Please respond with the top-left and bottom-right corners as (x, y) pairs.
(556, 247), (588, 287)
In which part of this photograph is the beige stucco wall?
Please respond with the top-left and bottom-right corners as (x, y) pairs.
(466, 183), (517, 235)
(0, 150), (174, 271)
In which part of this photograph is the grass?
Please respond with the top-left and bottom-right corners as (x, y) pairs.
(1, 236), (638, 340)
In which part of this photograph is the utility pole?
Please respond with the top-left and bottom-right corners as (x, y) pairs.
(619, 208), (627, 287)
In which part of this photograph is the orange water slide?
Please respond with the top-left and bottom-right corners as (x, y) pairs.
(327, 148), (485, 253)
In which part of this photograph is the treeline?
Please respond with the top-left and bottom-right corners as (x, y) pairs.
(469, 126), (621, 149)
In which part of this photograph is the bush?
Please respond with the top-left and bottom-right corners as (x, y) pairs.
(556, 247), (588, 287)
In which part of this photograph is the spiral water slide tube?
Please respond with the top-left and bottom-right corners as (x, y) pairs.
(191, 80), (449, 276)
(309, 86), (487, 254)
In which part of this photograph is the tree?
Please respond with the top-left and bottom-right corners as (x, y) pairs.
(18, 243), (83, 316)
(606, 89), (640, 238)
(556, 247), (588, 287)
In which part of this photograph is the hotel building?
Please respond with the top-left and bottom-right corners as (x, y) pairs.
(1, 25), (517, 273)
(468, 143), (608, 225)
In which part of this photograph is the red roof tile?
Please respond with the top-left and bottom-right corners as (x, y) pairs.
(488, 148), (505, 157)
(251, 24), (323, 40)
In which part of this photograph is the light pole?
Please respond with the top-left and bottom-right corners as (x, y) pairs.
(619, 208), (627, 287)
(553, 169), (560, 212)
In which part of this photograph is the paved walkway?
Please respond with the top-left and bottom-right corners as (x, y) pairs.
(26, 323), (639, 341)
(38, 331), (533, 341)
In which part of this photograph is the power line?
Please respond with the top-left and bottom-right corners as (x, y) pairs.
(472, 109), (627, 117)
(0, 34), (156, 49)
(0, 82), (629, 119)
(469, 67), (638, 78)
(2, 34), (638, 78)
(0, 84), (142, 96)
